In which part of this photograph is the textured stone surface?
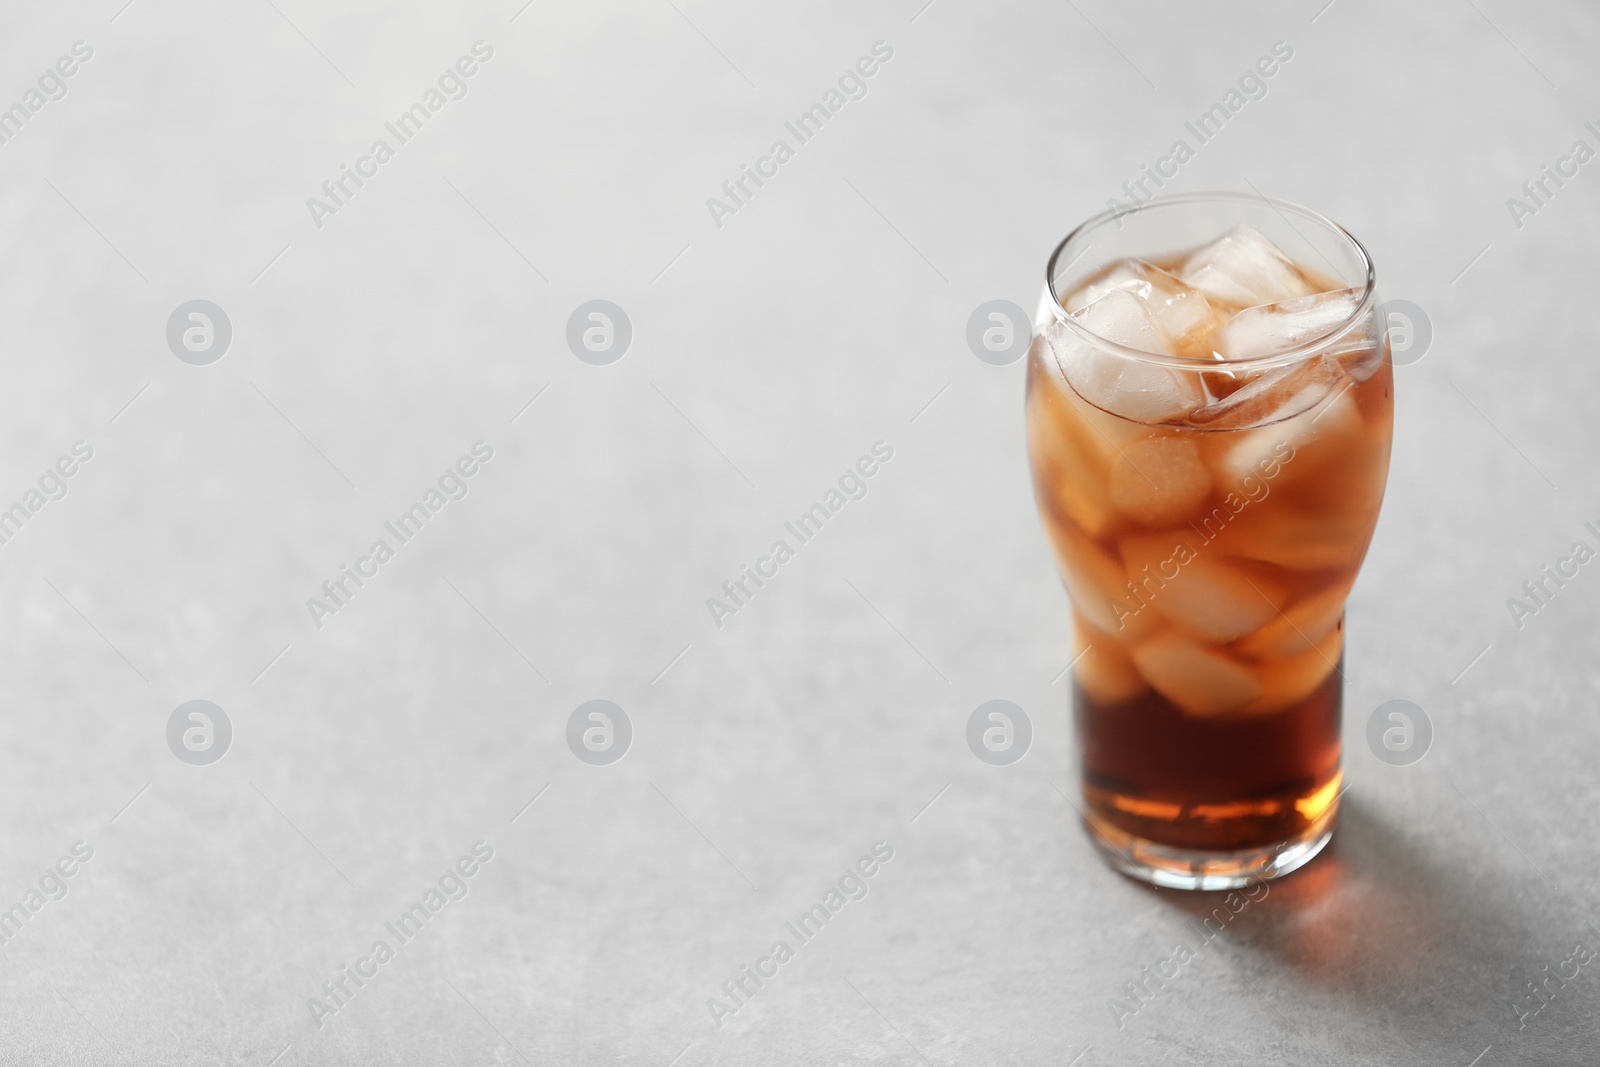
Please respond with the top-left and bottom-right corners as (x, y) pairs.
(0, 1), (1596, 1063)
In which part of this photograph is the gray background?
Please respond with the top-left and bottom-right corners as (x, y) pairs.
(0, 0), (1596, 1063)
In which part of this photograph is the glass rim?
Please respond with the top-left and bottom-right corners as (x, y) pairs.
(1043, 191), (1378, 371)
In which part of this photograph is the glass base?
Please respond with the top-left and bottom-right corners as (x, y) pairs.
(1081, 795), (1339, 891)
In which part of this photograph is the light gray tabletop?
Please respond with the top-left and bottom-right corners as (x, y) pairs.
(1, 1), (1596, 1064)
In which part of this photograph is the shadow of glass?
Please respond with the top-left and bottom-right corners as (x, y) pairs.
(1121, 794), (1549, 1051)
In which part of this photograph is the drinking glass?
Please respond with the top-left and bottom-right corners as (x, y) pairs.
(1026, 192), (1393, 889)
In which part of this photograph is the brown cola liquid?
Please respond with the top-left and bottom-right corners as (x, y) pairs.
(1074, 656), (1342, 852)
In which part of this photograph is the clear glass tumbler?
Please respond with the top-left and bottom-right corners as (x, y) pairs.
(1026, 192), (1393, 889)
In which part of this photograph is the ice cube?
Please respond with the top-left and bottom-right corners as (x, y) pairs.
(1027, 356), (1124, 536)
(1241, 623), (1344, 715)
(1209, 502), (1372, 572)
(1043, 470), (1118, 539)
(1179, 225), (1318, 309)
(1107, 434), (1212, 527)
(1190, 352), (1351, 438)
(1064, 259), (1157, 311)
(1045, 519), (1158, 639)
(1060, 380), (1174, 470)
(1119, 531), (1289, 643)
(1071, 609), (1149, 705)
(1190, 364), (1340, 433)
(1215, 288), (1363, 362)
(1069, 287), (1170, 352)
(1209, 374), (1362, 486)
(1215, 287), (1384, 382)
(1235, 584), (1348, 660)
(1030, 435), (1119, 539)
(1066, 259), (1218, 351)
(1328, 304), (1385, 382)
(1129, 632), (1264, 716)
(1047, 291), (1205, 424)
(1285, 426), (1390, 515)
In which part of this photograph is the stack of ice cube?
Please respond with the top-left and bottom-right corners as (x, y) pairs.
(1045, 225), (1376, 427)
